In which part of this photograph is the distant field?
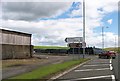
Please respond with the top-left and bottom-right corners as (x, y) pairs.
(104, 47), (120, 53)
(34, 46), (70, 49)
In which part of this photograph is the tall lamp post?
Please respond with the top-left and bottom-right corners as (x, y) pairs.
(83, 0), (86, 58)
(102, 26), (108, 49)
(115, 36), (117, 48)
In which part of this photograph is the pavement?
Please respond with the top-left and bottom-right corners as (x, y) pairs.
(56, 55), (115, 81)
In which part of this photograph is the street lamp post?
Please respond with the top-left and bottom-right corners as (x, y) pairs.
(102, 26), (108, 49)
(115, 36), (117, 48)
(83, 0), (85, 58)
(102, 26), (104, 49)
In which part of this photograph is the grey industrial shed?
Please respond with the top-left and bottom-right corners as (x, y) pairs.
(0, 29), (33, 59)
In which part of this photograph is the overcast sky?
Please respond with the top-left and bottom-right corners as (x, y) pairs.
(1, 0), (119, 48)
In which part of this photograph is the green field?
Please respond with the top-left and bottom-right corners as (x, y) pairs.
(104, 47), (120, 53)
(34, 46), (70, 49)
(7, 58), (89, 80)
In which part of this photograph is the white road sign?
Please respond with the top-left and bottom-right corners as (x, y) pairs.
(65, 37), (83, 43)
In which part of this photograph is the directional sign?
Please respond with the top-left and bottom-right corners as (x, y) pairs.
(68, 43), (82, 48)
(65, 37), (83, 43)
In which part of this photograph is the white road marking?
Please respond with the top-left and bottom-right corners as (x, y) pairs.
(109, 59), (115, 81)
(75, 68), (110, 72)
(111, 75), (115, 81)
(110, 59), (113, 70)
(110, 64), (113, 70)
(110, 59), (112, 64)
(83, 64), (109, 67)
(49, 58), (116, 81)
(72, 75), (112, 80)
(49, 59), (92, 80)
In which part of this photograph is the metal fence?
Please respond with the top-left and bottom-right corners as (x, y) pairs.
(34, 47), (103, 55)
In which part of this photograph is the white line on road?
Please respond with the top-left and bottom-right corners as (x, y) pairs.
(72, 75), (112, 80)
(109, 59), (113, 70)
(111, 75), (115, 81)
(74, 68), (110, 72)
(83, 64), (109, 67)
(109, 59), (115, 81)
(110, 59), (112, 63)
(48, 59), (92, 80)
(110, 64), (113, 71)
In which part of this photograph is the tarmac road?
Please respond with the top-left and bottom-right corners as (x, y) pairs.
(3, 54), (117, 81)
(56, 55), (115, 81)
(112, 54), (120, 81)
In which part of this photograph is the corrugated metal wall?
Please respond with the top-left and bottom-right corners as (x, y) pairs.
(1, 33), (31, 45)
(1, 29), (33, 59)
(2, 44), (33, 59)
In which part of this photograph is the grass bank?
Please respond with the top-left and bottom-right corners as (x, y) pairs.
(34, 46), (69, 49)
(5, 58), (89, 80)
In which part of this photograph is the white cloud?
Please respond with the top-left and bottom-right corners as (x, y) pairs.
(2, 17), (117, 48)
(104, 32), (118, 47)
(1, 18), (83, 46)
(1, 17), (98, 45)
(107, 19), (113, 25)
(70, 0), (118, 19)
(1, 1), (119, 48)
(2, 2), (71, 21)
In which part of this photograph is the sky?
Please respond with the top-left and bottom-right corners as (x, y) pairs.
(0, 0), (119, 48)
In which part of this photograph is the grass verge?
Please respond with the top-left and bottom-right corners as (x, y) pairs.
(3, 58), (90, 81)
(2, 58), (46, 68)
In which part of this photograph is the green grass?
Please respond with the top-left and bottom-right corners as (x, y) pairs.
(34, 46), (70, 49)
(8, 58), (89, 80)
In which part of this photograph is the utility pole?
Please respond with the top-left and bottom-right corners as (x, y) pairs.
(102, 26), (104, 49)
(83, 0), (85, 58)
(102, 26), (108, 49)
(115, 36), (117, 48)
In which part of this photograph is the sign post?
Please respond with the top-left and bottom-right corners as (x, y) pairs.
(82, 41), (86, 58)
(73, 46), (74, 60)
(65, 37), (83, 60)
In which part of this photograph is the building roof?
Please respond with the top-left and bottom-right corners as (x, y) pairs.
(0, 28), (32, 36)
